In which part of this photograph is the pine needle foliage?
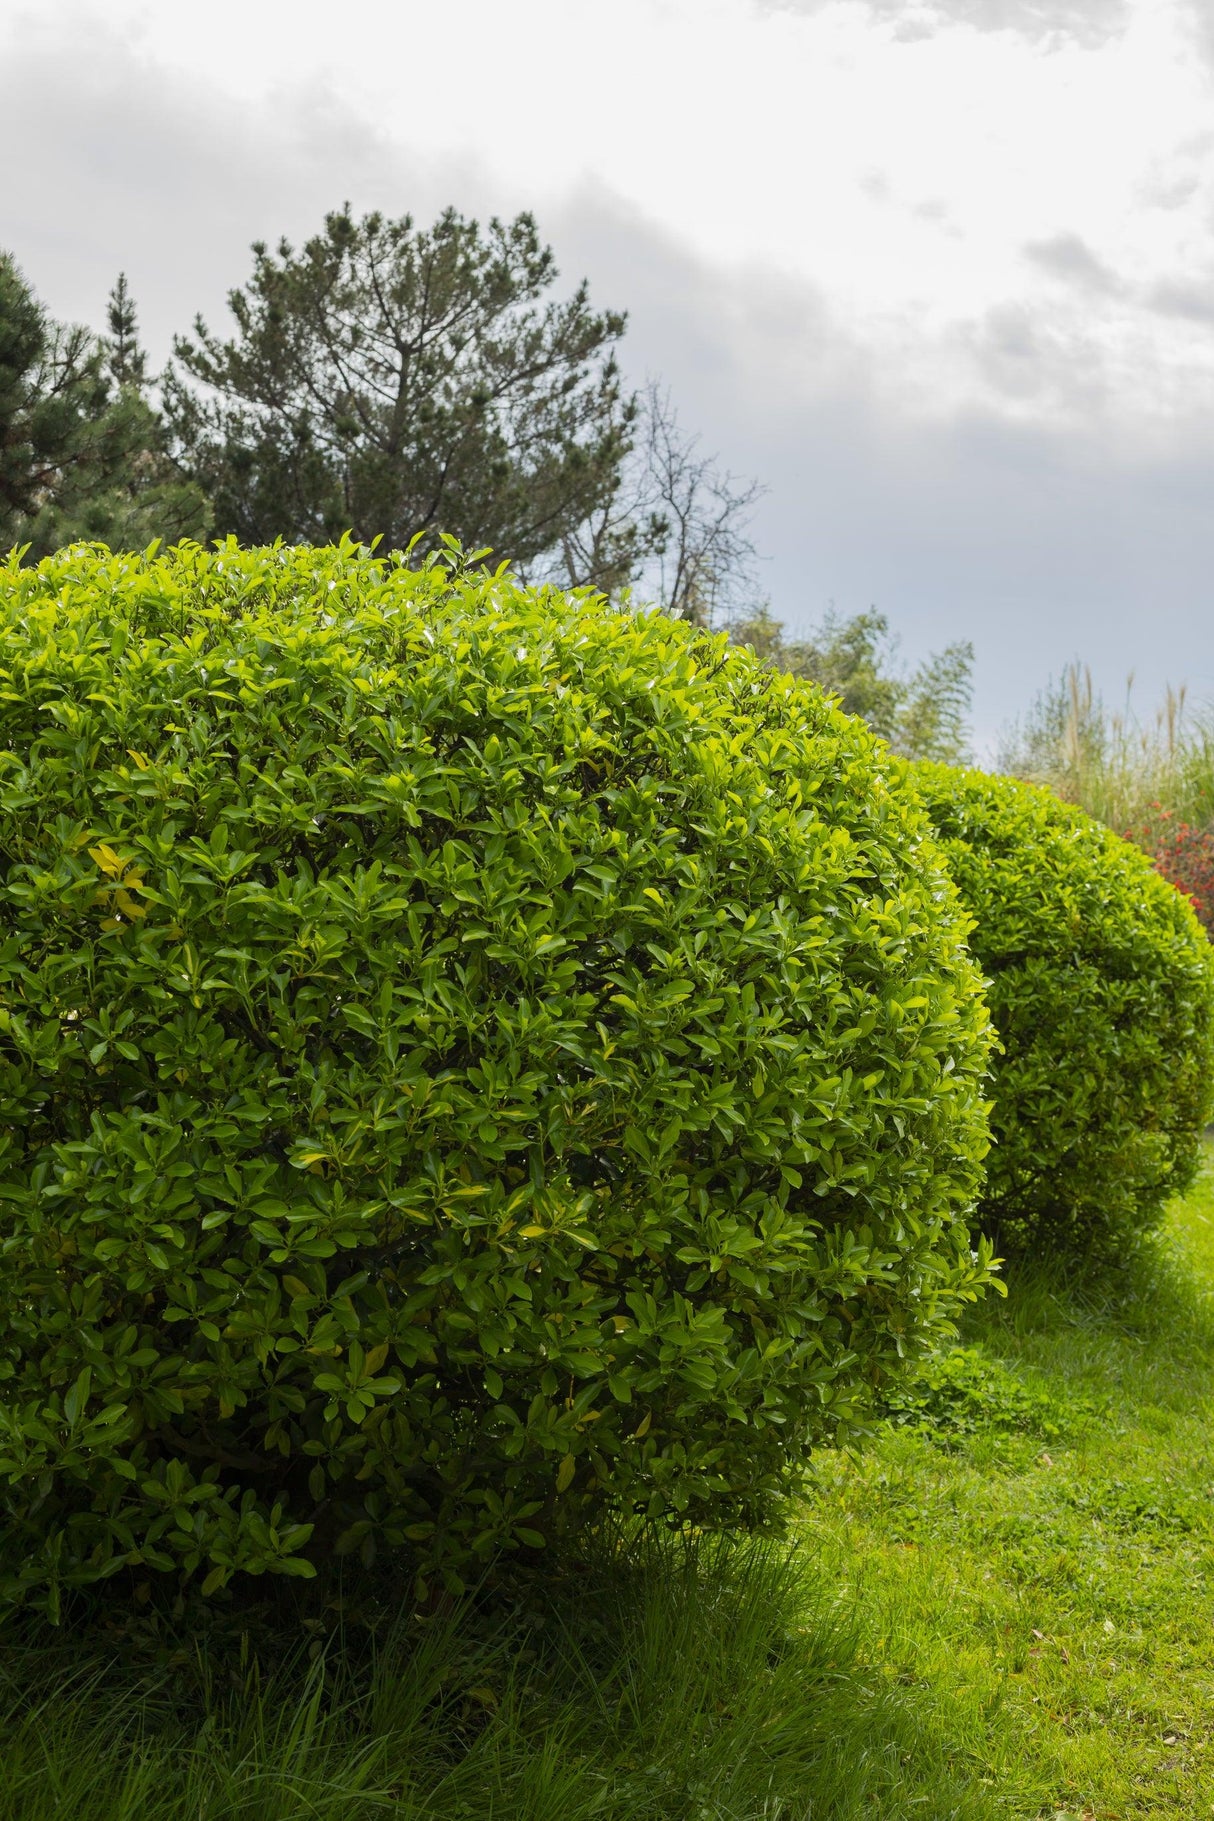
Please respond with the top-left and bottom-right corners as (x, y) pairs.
(0, 256), (209, 560)
(166, 207), (633, 580)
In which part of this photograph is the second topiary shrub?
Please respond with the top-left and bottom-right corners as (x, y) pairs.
(912, 762), (1214, 1256)
(0, 541), (995, 1616)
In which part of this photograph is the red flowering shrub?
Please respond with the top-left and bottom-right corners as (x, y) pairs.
(1124, 805), (1214, 932)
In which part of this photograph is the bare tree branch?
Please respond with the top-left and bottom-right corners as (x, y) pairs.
(548, 378), (767, 621)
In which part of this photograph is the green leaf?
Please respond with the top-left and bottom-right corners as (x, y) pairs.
(63, 1368), (91, 1427)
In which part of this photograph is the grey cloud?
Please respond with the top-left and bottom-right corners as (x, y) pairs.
(974, 303), (1043, 381)
(0, 16), (511, 364)
(5, 19), (1214, 751)
(1023, 232), (1123, 295)
(857, 172), (956, 232)
(1145, 277), (1214, 326)
(445, 192), (1214, 747)
(606, 220), (1214, 750)
(1179, 2), (1214, 75)
(755, 0), (1132, 51)
(1138, 168), (1204, 212)
(960, 301), (1108, 414)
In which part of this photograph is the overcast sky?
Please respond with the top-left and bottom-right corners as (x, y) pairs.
(5, 0), (1214, 749)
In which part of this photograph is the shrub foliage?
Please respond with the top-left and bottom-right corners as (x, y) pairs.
(1124, 805), (1214, 933)
(0, 542), (993, 1614)
(913, 763), (1214, 1255)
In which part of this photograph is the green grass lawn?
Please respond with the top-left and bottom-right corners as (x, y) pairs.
(3, 1164), (1214, 1819)
(799, 1154), (1214, 1818)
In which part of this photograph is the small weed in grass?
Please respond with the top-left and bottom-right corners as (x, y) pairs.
(878, 1345), (1101, 1448)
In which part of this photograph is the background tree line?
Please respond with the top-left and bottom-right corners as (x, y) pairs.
(0, 203), (971, 760)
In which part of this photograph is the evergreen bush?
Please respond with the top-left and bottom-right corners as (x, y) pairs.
(0, 541), (994, 1615)
(913, 763), (1214, 1255)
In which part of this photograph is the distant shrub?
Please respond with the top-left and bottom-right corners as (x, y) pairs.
(913, 763), (1214, 1256)
(1124, 806), (1214, 932)
(0, 542), (994, 1616)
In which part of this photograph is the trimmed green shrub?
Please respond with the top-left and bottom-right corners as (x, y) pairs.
(0, 541), (994, 1616)
(913, 762), (1214, 1255)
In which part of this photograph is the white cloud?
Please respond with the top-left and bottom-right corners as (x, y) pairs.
(757, 0), (1132, 51)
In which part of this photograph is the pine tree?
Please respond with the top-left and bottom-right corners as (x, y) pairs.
(105, 273), (146, 390)
(165, 205), (634, 574)
(0, 256), (209, 560)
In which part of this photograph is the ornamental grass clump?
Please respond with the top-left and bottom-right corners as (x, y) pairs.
(0, 541), (994, 1617)
(913, 762), (1214, 1258)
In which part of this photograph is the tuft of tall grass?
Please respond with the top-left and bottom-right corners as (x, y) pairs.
(0, 1531), (1004, 1821)
(998, 662), (1214, 837)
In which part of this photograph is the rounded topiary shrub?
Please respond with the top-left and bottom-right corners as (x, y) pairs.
(0, 541), (994, 1615)
(912, 762), (1214, 1256)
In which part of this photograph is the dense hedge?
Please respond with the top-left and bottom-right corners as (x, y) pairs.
(0, 541), (995, 1615)
(913, 762), (1214, 1255)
